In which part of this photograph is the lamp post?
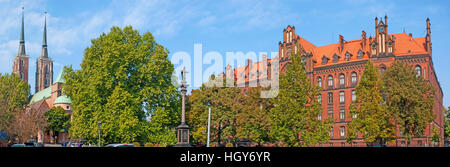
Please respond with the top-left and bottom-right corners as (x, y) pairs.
(176, 67), (191, 147)
(98, 121), (102, 147)
(207, 107), (211, 147)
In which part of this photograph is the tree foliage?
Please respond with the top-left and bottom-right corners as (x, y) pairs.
(269, 54), (330, 147)
(188, 75), (244, 145)
(45, 106), (70, 135)
(236, 86), (273, 145)
(382, 61), (435, 143)
(347, 60), (395, 145)
(64, 26), (179, 144)
(0, 73), (30, 139)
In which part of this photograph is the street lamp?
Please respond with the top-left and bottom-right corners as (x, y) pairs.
(98, 121), (102, 147)
(207, 107), (211, 147)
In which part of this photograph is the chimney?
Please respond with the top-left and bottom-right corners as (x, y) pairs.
(362, 30), (367, 48)
(339, 35), (344, 52)
(385, 15), (388, 27)
(409, 33), (413, 41)
(375, 17), (378, 30)
(426, 18), (432, 54)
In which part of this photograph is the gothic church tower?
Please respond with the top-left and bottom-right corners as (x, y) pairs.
(12, 7), (29, 83)
(35, 12), (53, 93)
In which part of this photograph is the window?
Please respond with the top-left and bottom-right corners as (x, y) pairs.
(333, 54), (340, 63)
(340, 126), (345, 138)
(339, 91), (345, 104)
(328, 75), (333, 89)
(20, 73), (23, 79)
(339, 74), (345, 87)
(20, 60), (24, 67)
(415, 65), (422, 77)
(318, 77), (322, 88)
(328, 109), (333, 119)
(345, 52), (351, 61)
(358, 50), (363, 59)
(66, 106), (70, 110)
(322, 56), (328, 65)
(340, 109), (345, 121)
(318, 94), (322, 104)
(351, 72), (357, 85)
(418, 140), (422, 147)
(341, 142), (345, 147)
(330, 127), (334, 138)
(351, 90), (356, 102)
(328, 92), (333, 104)
(318, 114), (322, 121)
(352, 113), (357, 119)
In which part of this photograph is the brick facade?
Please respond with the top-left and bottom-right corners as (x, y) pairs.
(231, 16), (444, 147)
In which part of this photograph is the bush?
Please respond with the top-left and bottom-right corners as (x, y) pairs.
(132, 142), (140, 147)
(144, 143), (153, 147)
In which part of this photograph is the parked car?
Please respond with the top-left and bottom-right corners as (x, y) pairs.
(10, 144), (26, 147)
(105, 143), (135, 147)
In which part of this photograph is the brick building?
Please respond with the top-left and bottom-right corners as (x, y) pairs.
(229, 16), (444, 147)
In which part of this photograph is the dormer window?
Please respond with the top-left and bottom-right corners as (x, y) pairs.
(322, 56), (329, 65)
(333, 54), (340, 63)
(345, 52), (351, 61)
(358, 50), (364, 59)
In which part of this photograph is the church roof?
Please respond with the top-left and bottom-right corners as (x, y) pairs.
(53, 69), (66, 84)
(29, 86), (51, 104)
(54, 95), (71, 104)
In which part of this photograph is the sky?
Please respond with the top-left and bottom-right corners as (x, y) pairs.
(0, 0), (449, 107)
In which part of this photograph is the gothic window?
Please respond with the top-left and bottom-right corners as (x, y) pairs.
(328, 75), (333, 89)
(339, 74), (345, 88)
(20, 60), (24, 67)
(351, 72), (357, 86)
(301, 56), (306, 63)
(415, 65), (422, 77)
(318, 77), (322, 88)
(20, 73), (23, 79)
(358, 50), (364, 59)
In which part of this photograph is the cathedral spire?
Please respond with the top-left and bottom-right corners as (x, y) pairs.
(18, 7), (26, 57)
(41, 11), (48, 58)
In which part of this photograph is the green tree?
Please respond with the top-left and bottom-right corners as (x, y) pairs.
(0, 73), (30, 137)
(44, 106), (70, 141)
(382, 61), (435, 146)
(188, 75), (244, 146)
(445, 106), (450, 139)
(64, 26), (179, 144)
(236, 86), (273, 145)
(347, 60), (395, 146)
(269, 54), (330, 147)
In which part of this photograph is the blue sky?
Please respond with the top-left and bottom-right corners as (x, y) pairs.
(0, 0), (449, 107)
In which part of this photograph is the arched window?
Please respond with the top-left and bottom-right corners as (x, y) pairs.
(339, 74), (345, 87)
(415, 65), (422, 77)
(328, 75), (333, 89)
(318, 77), (322, 88)
(351, 72), (357, 86)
